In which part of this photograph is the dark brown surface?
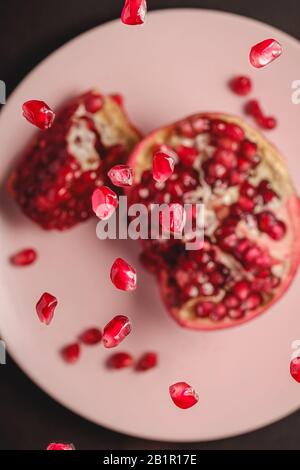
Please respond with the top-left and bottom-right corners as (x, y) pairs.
(0, 0), (300, 450)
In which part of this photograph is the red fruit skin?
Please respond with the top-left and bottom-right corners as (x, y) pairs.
(169, 382), (199, 409)
(61, 343), (80, 363)
(10, 90), (141, 230)
(36, 292), (58, 325)
(10, 248), (37, 266)
(107, 352), (133, 369)
(47, 443), (75, 450)
(79, 328), (102, 345)
(136, 352), (158, 371)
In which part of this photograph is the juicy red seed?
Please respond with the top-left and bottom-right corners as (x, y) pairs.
(110, 257), (137, 291)
(108, 165), (133, 187)
(110, 94), (124, 108)
(121, 0), (147, 25)
(249, 38), (282, 68)
(257, 115), (277, 130)
(224, 294), (239, 309)
(244, 246), (261, 265)
(210, 304), (227, 321)
(229, 170), (246, 186)
(211, 119), (227, 136)
(136, 352), (158, 371)
(229, 75), (252, 96)
(205, 161), (227, 179)
(36, 292), (58, 325)
(240, 181), (257, 198)
(214, 148), (237, 169)
(159, 203), (186, 234)
(79, 328), (102, 345)
(228, 308), (244, 319)
(257, 211), (286, 240)
(209, 271), (225, 286)
(22, 100), (55, 130)
(102, 315), (132, 348)
(232, 280), (251, 300)
(153, 150), (175, 183)
(182, 283), (199, 299)
(240, 140), (257, 159)
(225, 123), (245, 142)
(107, 352), (133, 369)
(176, 145), (198, 167)
(47, 443), (75, 451)
(216, 137), (240, 152)
(84, 93), (104, 113)
(242, 293), (262, 310)
(10, 248), (37, 266)
(92, 186), (118, 220)
(290, 357), (300, 383)
(258, 180), (277, 203)
(169, 382), (199, 409)
(177, 120), (195, 138)
(237, 196), (255, 212)
(191, 116), (210, 133)
(195, 301), (214, 318)
(61, 343), (80, 363)
(245, 100), (263, 118)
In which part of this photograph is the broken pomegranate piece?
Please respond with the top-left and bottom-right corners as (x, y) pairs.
(10, 90), (140, 230)
(249, 39), (282, 68)
(127, 112), (300, 330)
(110, 257), (137, 291)
(121, 0), (147, 25)
(136, 352), (158, 371)
(22, 100), (55, 130)
(47, 442), (75, 450)
(107, 352), (133, 369)
(36, 292), (58, 325)
(10, 248), (37, 266)
(79, 328), (102, 345)
(61, 343), (80, 363)
(169, 382), (199, 409)
(102, 315), (132, 348)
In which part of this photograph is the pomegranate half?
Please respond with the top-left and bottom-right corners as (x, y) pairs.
(127, 113), (300, 330)
(9, 90), (141, 230)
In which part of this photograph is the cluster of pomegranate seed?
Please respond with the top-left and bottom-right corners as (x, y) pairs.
(47, 442), (75, 450)
(36, 292), (58, 325)
(245, 99), (277, 130)
(22, 100), (55, 130)
(92, 186), (118, 220)
(110, 257), (137, 291)
(121, 0), (147, 25)
(107, 351), (158, 371)
(10, 248), (37, 266)
(169, 382), (199, 409)
(249, 38), (282, 68)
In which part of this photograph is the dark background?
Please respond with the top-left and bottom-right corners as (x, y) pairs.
(0, 0), (300, 450)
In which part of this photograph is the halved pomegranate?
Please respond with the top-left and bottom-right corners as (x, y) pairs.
(9, 90), (140, 230)
(127, 113), (300, 330)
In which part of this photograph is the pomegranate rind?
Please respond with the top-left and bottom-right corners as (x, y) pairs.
(127, 113), (300, 330)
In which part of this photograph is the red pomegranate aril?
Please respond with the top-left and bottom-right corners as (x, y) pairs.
(228, 308), (244, 319)
(224, 294), (239, 309)
(257, 211), (286, 240)
(237, 157), (251, 172)
(225, 123), (245, 142)
(121, 0), (147, 25)
(229, 170), (246, 186)
(22, 100), (55, 130)
(196, 301), (214, 318)
(79, 328), (102, 345)
(240, 181), (257, 198)
(177, 120), (195, 138)
(176, 145), (198, 167)
(245, 99), (263, 118)
(258, 180), (277, 203)
(110, 257), (137, 291)
(232, 280), (251, 300)
(205, 161), (227, 180)
(110, 93), (124, 108)
(211, 119), (227, 136)
(102, 315), (132, 348)
(230, 75), (252, 96)
(242, 293), (262, 310)
(240, 140), (257, 159)
(159, 203), (186, 234)
(214, 148), (237, 169)
(36, 292), (58, 325)
(92, 186), (118, 220)
(249, 38), (282, 68)
(61, 343), (80, 363)
(216, 137), (240, 152)
(153, 150), (175, 183)
(257, 115), (277, 130)
(169, 382), (199, 409)
(10, 248), (37, 266)
(84, 93), (104, 113)
(107, 352), (133, 369)
(191, 116), (210, 133)
(47, 443), (75, 451)
(290, 357), (300, 383)
(210, 304), (227, 321)
(108, 165), (133, 187)
(136, 352), (158, 371)
(209, 271), (225, 286)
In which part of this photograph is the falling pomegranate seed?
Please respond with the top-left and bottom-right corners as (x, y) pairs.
(47, 443), (75, 450)
(290, 357), (300, 383)
(108, 165), (133, 187)
(10, 248), (37, 266)
(84, 93), (104, 113)
(102, 315), (132, 348)
(245, 99), (277, 131)
(257, 115), (277, 130)
(159, 203), (186, 234)
(110, 257), (137, 291)
(22, 100), (55, 130)
(136, 352), (158, 371)
(257, 211), (286, 240)
(36, 292), (58, 325)
(153, 150), (175, 183)
(249, 39), (282, 68)
(92, 186), (118, 220)
(79, 328), (102, 345)
(61, 343), (80, 363)
(230, 76), (252, 96)
(121, 0), (147, 25)
(107, 352), (133, 369)
(169, 382), (199, 409)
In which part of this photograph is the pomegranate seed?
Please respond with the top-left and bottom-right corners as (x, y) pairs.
(242, 293), (262, 310)
(110, 257), (137, 291)
(22, 100), (55, 130)
(195, 301), (214, 318)
(107, 352), (133, 369)
(225, 123), (245, 142)
(210, 304), (227, 321)
(169, 382), (199, 409)
(121, 0), (147, 25)
(191, 116), (210, 133)
(61, 343), (80, 363)
(92, 186), (118, 220)
(79, 328), (102, 345)
(211, 119), (227, 136)
(230, 75), (252, 96)
(245, 99), (263, 117)
(232, 280), (251, 300)
(47, 443), (75, 450)
(36, 292), (58, 325)
(153, 150), (175, 183)
(108, 164), (133, 187)
(110, 93), (124, 108)
(205, 161), (227, 181)
(177, 120), (195, 138)
(159, 203), (186, 234)
(240, 140), (257, 159)
(136, 352), (158, 371)
(224, 294), (239, 309)
(10, 248), (37, 266)
(290, 357), (300, 383)
(84, 93), (104, 113)
(216, 137), (240, 152)
(240, 181), (257, 198)
(257, 211), (286, 240)
(237, 157), (251, 172)
(102, 315), (132, 348)
(238, 196), (255, 212)
(214, 148), (237, 169)
(258, 180), (277, 203)
(228, 308), (244, 319)
(257, 115), (277, 130)
(249, 38), (282, 68)
(176, 145), (198, 167)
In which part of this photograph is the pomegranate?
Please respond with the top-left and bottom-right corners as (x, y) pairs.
(9, 90), (140, 230)
(127, 113), (300, 330)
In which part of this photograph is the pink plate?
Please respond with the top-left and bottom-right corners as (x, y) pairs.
(0, 9), (300, 442)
